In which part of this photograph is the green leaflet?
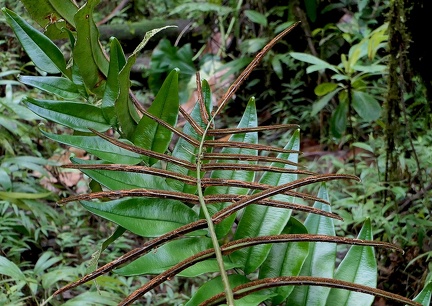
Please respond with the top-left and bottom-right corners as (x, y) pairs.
(73, 0), (108, 95)
(18, 76), (82, 99)
(204, 97), (258, 238)
(412, 282), (432, 306)
(0, 256), (26, 282)
(186, 275), (273, 306)
(232, 129), (300, 274)
(133, 69), (179, 165)
(290, 52), (339, 74)
(81, 198), (199, 237)
(116, 26), (175, 140)
(115, 237), (238, 277)
(0, 191), (51, 200)
(288, 185), (336, 306)
(166, 79), (212, 194)
(1, 8), (68, 75)
(41, 130), (142, 165)
(259, 217), (309, 304)
(101, 38), (126, 125)
(23, 98), (110, 132)
(70, 158), (168, 191)
(325, 218), (376, 306)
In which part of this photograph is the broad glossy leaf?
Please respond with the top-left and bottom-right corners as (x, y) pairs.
(101, 38), (126, 125)
(204, 97), (258, 238)
(290, 52), (339, 74)
(23, 98), (110, 132)
(133, 69), (179, 165)
(73, 0), (108, 95)
(41, 130), (142, 164)
(166, 80), (212, 193)
(115, 237), (237, 277)
(232, 130), (300, 274)
(70, 158), (168, 191)
(186, 275), (273, 306)
(325, 219), (376, 306)
(352, 91), (381, 121)
(314, 83), (338, 97)
(81, 198), (199, 237)
(330, 100), (348, 138)
(19, 76), (81, 99)
(244, 10), (268, 27)
(288, 185), (336, 306)
(2, 8), (68, 75)
(259, 217), (309, 304)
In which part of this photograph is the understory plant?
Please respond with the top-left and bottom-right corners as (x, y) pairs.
(2, 0), (431, 305)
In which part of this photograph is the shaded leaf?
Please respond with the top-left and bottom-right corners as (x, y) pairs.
(259, 217), (309, 304)
(244, 10), (267, 27)
(205, 97), (258, 238)
(23, 98), (110, 132)
(19, 76), (82, 99)
(325, 219), (376, 306)
(330, 100), (348, 138)
(133, 69), (179, 165)
(81, 197), (199, 237)
(352, 91), (381, 121)
(232, 130), (300, 274)
(288, 185), (336, 306)
(186, 275), (273, 306)
(41, 130), (142, 164)
(2, 8), (67, 75)
(290, 52), (339, 74)
(115, 237), (237, 277)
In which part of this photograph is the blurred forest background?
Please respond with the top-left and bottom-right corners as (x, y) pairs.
(0, 0), (431, 305)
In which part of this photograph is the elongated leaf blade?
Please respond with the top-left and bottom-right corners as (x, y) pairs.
(41, 130), (142, 164)
(101, 37), (126, 125)
(70, 158), (168, 191)
(133, 69), (179, 165)
(259, 217), (309, 304)
(19, 76), (82, 99)
(204, 97), (258, 238)
(23, 98), (110, 132)
(411, 282), (432, 306)
(73, 0), (108, 95)
(115, 237), (237, 277)
(81, 198), (199, 237)
(166, 79), (213, 194)
(290, 52), (339, 74)
(2, 8), (67, 75)
(288, 185), (336, 306)
(325, 219), (376, 306)
(232, 130), (300, 274)
(0, 256), (26, 281)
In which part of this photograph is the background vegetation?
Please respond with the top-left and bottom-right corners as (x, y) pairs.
(0, 0), (431, 305)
